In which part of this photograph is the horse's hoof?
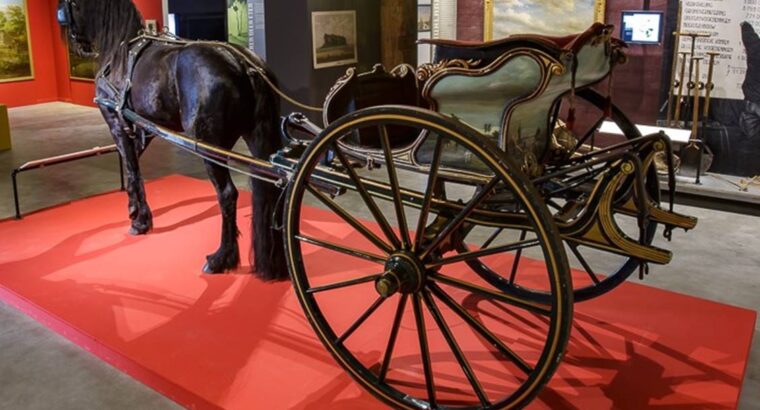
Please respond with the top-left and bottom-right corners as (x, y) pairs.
(129, 221), (152, 236)
(203, 262), (217, 274)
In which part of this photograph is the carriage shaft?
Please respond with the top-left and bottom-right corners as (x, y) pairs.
(96, 98), (285, 185)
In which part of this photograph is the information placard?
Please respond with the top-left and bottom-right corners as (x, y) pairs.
(680, 0), (760, 100)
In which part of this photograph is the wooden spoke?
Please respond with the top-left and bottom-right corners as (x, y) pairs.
(428, 283), (533, 375)
(379, 126), (411, 249)
(296, 235), (386, 265)
(573, 114), (606, 153)
(414, 136), (444, 252)
(306, 184), (394, 254)
(481, 228), (504, 249)
(412, 293), (437, 407)
(333, 143), (401, 249)
(307, 273), (382, 294)
(568, 243), (601, 285)
(378, 294), (409, 382)
(430, 272), (552, 316)
(427, 239), (540, 269)
(421, 290), (491, 407)
(336, 296), (386, 344)
(421, 177), (500, 260)
(509, 230), (529, 284)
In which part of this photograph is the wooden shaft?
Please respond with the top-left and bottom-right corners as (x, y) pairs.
(673, 52), (690, 125)
(667, 3), (684, 125)
(691, 58), (703, 143)
(687, 36), (698, 84)
(704, 52), (719, 118)
(667, 32), (683, 125)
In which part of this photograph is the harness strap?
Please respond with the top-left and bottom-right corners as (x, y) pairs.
(111, 31), (324, 113)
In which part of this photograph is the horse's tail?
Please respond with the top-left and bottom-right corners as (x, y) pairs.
(245, 59), (288, 281)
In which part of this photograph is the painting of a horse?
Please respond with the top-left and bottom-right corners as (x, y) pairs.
(58, 0), (287, 279)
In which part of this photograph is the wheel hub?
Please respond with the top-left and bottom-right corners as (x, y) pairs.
(375, 252), (425, 298)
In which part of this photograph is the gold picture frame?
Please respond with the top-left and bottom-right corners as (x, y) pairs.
(0, 0), (34, 83)
(68, 44), (97, 82)
(484, 0), (606, 41)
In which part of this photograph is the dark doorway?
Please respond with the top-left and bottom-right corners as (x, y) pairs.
(168, 0), (227, 41)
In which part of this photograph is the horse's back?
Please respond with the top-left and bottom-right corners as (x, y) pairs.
(132, 42), (257, 145)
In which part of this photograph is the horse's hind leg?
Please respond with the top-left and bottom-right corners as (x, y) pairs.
(203, 160), (241, 273)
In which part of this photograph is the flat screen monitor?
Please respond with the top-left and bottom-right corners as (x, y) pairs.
(621, 11), (664, 44)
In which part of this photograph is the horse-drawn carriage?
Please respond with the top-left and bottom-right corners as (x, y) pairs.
(58, 0), (696, 407)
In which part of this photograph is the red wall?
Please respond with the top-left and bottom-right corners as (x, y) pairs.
(0, 0), (163, 108)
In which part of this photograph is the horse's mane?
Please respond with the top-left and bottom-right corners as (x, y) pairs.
(84, 0), (144, 72)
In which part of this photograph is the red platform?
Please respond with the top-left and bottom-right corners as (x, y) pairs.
(0, 175), (754, 409)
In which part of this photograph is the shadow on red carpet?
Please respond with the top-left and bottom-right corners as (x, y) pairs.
(0, 175), (754, 409)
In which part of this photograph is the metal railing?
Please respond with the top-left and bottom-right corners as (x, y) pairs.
(11, 145), (125, 219)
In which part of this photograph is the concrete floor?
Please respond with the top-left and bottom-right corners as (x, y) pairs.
(0, 102), (758, 409)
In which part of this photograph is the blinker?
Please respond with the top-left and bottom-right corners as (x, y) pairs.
(57, 1), (72, 27)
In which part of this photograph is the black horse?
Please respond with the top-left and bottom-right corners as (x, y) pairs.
(58, 0), (287, 279)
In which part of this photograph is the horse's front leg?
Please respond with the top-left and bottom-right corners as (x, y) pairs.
(104, 112), (153, 235)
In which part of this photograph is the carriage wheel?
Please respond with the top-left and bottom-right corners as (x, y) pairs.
(457, 88), (660, 303)
(284, 106), (572, 409)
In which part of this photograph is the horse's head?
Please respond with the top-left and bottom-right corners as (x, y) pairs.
(57, 0), (97, 58)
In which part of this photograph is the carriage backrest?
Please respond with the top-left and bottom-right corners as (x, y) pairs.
(323, 64), (427, 149)
(418, 24), (624, 176)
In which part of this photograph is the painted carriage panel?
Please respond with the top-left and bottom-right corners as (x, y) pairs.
(505, 39), (613, 173)
(424, 55), (543, 172)
(424, 37), (614, 175)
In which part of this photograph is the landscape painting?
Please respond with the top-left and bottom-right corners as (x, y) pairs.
(418, 5), (431, 32)
(69, 47), (97, 81)
(490, 0), (605, 39)
(0, 0), (32, 82)
(311, 10), (357, 69)
(227, 0), (249, 48)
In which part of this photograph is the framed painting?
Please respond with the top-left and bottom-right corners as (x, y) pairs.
(227, 0), (248, 47)
(418, 5), (432, 32)
(311, 10), (358, 70)
(68, 46), (97, 81)
(484, 0), (606, 41)
(0, 0), (33, 83)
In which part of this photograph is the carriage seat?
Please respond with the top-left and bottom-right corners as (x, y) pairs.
(323, 64), (426, 149)
(419, 23), (622, 65)
(417, 23), (625, 177)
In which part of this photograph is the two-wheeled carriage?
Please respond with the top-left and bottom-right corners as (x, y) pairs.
(96, 23), (697, 410)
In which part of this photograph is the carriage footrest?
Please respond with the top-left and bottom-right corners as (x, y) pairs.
(567, 221), (673, 265)
(617, 199), (698, 231)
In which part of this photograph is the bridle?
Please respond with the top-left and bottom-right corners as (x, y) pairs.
(57, 0), (94, 56)
(56, 0), (78, 36)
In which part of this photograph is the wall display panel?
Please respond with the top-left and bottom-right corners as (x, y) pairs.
(311, 10), (358, 69)
(679, 0), (760, 101)
(418, 0), (432, 65)
(227, 0), (248, 47)
(418, 4), (431, 32)
(0, 0), (33, 82)
(670, 0), (760, 177)
(484, 0), (606, 40)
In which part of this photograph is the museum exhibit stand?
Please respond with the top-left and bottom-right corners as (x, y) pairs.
(0, 0), (757, 409)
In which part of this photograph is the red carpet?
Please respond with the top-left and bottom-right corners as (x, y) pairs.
(0, 175), (754, 409)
